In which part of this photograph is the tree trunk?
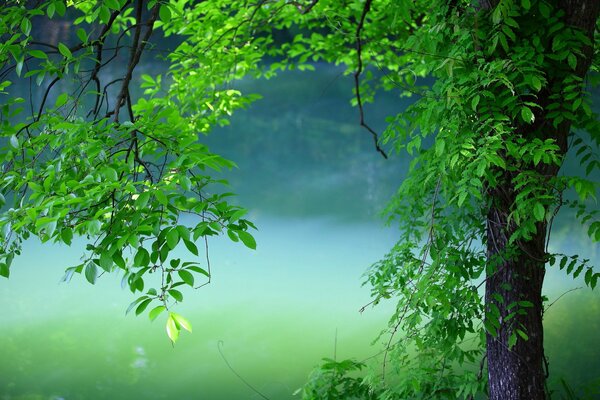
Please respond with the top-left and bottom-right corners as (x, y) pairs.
(485, 197), (547, 400)
(483, 1), (598, 398)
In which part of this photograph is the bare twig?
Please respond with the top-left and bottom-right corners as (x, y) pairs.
(217, 341), (271, 400)
(544, 287), (582, 313)
(112, 0), (159, 122)
(354, 0), (388, 159)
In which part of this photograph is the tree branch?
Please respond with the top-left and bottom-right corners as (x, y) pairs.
(354, 0), (388, 159)
(112, 1), (159, 122)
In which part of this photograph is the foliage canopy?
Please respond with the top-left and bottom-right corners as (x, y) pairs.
(1, 0), (599, 398)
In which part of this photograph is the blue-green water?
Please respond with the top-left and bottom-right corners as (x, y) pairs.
(1, 63), (599, 399)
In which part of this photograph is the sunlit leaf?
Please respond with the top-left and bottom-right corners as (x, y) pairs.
(166, 313), (180, 343)
(58, 43), (72, 58)
(171, 312), (192, 333)
(149, 305), (166, 321)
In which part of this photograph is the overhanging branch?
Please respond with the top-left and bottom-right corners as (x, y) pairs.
(355, 0), (388, 159)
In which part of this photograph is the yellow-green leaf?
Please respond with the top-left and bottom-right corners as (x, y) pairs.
(166, 313), (180, 343)
(171, 312), (192, 333)
(58, 43), (72, 58)
(149, 305), (166, 322)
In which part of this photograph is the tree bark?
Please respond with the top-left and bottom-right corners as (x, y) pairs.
(485, 196), (547, 400)
(483, 1), (598, 399)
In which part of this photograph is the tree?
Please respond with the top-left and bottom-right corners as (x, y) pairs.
(1, 1), (599, 399)
(0, 0), (260, 343)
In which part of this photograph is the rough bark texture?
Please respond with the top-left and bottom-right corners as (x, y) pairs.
(486, 201), (547, 400)
(484, 1), (598, 399)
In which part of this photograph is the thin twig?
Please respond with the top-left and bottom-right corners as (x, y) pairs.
(113, 1), (159, 122)
(217, 341), (271, 400)
(544, 287), (582, 313)
(354, 0), (388, 159)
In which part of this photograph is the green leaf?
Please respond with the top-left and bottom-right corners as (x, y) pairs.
(183, 239), (199, 256)
(58, 43), (72, 58)
(538, 1), (550, 18)
(176, 225), (190, 242)
(135, 298), (152, 315)
(171, 312), (192, 333)
(166, 228), (179, 250)
(531, 76), (542, 91)
(112, 251), (126, 269)
(60, 227), (73, 245)
(99, 5), (111, 24)
(76, 28), (88, 43)
(180, 176), (192, 191)
(15, 59), (23, 77)
(99, 251), (113, 272)
(155, 190), (168, 206)
(178, 270), (194, 286)
(229, 209), (248, 222)
(237, 230), (256, 249)
(20, 18), (32, 36)
(166, 313), (180, 343)
(88, 219), (102, 235)
(584, 268), (593, 286)
(521, 107), (534, 123)
(47, 2), (56, 18)
(516, 329), (529, 340)
(159, 4), (172, 23)
(227, 229), (239, 242)
(471, 95), (480, 111)
(55, 93), (69, 108)
(29, 50), (48, 59)
(508, 332), (517, 349)
(149, 305), (166, 321)
(0, 263), (9, 278)
(85, 262), (98, 284)
(533, 203), (545, 221)
(521, 0), (530, 10)
(126, 296), (148, 314)
(168, 289), (183, 302)
(9, 135), (19, 149)
(105, 0), (120, 10)
(134, 247), (150, 267)
(567, 53), (577, 70)
(54, 1), (66, 16)
(186, 265), (210, 278)
(134, 191), (151, 209)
